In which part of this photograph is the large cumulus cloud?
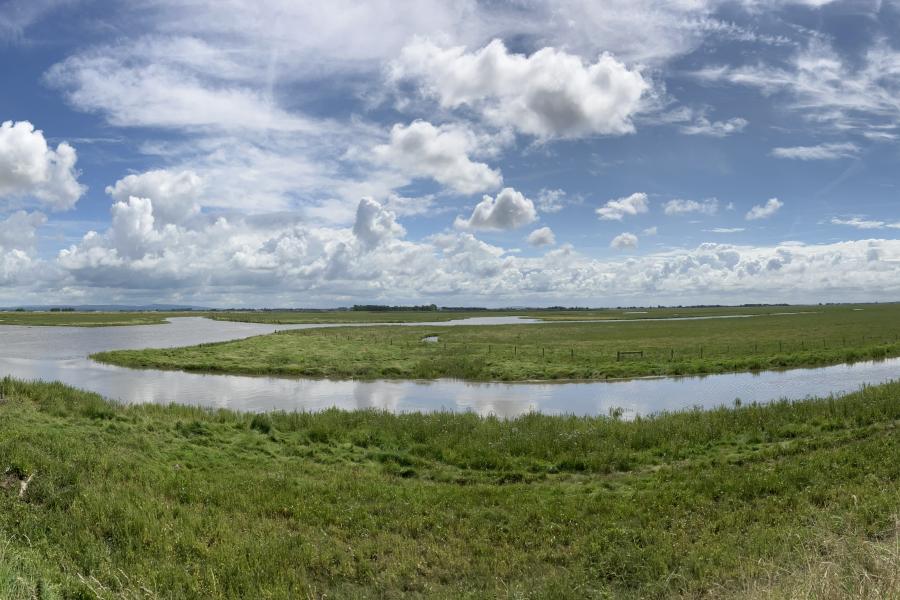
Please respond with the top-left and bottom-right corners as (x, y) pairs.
(371, 120), (502, 195)
(0, 120), (85, 211)
(392, 39), (648, 139)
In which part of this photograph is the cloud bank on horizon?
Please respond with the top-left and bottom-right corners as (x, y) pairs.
(1, 0), (899, 307)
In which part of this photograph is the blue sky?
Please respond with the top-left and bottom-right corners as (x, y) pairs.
(1, 0), (898, 307)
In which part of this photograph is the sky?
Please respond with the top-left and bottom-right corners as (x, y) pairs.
(1, 0), (899, 308)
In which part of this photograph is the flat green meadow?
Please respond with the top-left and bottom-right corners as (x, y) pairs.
(1, 377), (898, 598)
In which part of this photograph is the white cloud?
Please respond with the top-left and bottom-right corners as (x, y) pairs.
(353, 198), (405, 250)
(0, 120), (85, 211)
(454, 187), (537, 231)
(392, 38), (648, 139)
(831, 217), (900, 230)
(45, 44), (319, 133)
(693, 39), (900, 135)
(664, 198), (719, 216)
(771, 143), (859, 160)
(610, 232), (638, 249)
(536, 188), (580, 214)
(0, 210), (47, 286)
(681, 117), (748, 137)
(0, 0), (70, 43)
(371, 121), (502, 195)
(106, 169), (203, 226)
(381, 194), (438, 218)
(596, 192), (649, 221)
(46, 196), (900, 307)
(527, 227), (556, 247)
(0, 210), (45, 252)
(642, 226), (658, 236)
(706, 227), (746, 233)
(746, 198), (783, 220)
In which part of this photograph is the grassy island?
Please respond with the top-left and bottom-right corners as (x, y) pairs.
(94, 305), (900, 381)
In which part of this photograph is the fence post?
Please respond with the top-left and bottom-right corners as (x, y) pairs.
(670, 349), (674, 361)
(700, 346), (703, 359)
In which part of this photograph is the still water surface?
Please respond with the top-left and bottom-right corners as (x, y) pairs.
(0, 316), (897, 417)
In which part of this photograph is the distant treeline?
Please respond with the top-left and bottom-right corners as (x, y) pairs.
(351, 304), (438, 312)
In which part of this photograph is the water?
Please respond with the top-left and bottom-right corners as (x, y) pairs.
(1, 317), (897, 417)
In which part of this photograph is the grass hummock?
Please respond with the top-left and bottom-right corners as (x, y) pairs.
(0, 376), (898, 598)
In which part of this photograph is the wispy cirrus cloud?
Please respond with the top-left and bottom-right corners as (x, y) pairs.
(693, 39), (900, 136)
(705, 227), (745, 233)
(831, 217), (900, 230)
(771, 142), (859, 160)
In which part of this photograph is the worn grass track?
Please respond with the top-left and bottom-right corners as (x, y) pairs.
(1, 377), (898, 598)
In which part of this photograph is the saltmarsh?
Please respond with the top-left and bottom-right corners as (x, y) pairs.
(0, 377), (898, 598)
(94, 304), (900, 380)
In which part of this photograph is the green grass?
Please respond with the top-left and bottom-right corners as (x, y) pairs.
(0, 377), (898, 598)
(94, 304), (900, 381)
(0, 311), (181, 327)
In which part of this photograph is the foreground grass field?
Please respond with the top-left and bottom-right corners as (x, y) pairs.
(95, 304), (900, 381)
(0, 378), (898, 598)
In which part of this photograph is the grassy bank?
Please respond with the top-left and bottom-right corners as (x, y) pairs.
(95, 305), (900, 380)
(0, 378), (898, 598)
(0, 311), (181, 327)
